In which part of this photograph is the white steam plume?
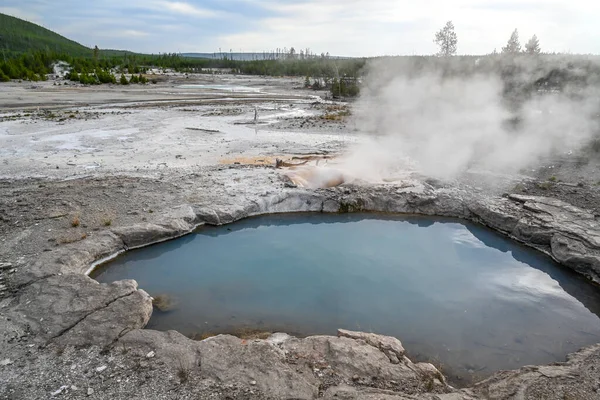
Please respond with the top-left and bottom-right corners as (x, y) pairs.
(342, 56), (600, 184)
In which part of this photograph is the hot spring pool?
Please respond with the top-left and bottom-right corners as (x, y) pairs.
(92, 213), (600, 383)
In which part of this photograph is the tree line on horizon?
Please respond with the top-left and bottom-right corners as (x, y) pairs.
(2, 19), (600, 101)
(434, 21), (542, 56)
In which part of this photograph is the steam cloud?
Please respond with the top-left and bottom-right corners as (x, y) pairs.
(342, 57), (600, 184)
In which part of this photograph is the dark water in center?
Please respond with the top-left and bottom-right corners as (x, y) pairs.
(93, 213), (600, 384)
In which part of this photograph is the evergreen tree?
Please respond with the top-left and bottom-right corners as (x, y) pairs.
(120, 73), (129, 85)
(524, 35), (541, 54)
(434, 21), (458, 56)
(502, 29), (522, 54)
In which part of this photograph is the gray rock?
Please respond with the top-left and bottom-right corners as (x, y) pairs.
(52, 288), (152, 348)
(337, 329), (405, 364)
(8, 274), (143, 341)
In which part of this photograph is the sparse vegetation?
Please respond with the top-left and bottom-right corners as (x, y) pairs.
(231, 327), (272, 340)
(102, 218), (112, 226)
(537, 181), (555, 190)
(176, 358), (190, 384)
(152, 294), (177, 311)
(57, 233), (87, 244)
(513, 183), (527, 192)
(71, 215), (80, 227)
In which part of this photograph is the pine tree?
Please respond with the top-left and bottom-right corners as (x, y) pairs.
(524, 35), (541, 54)
(120, 73), (129, 85)
(502, 29), (521, 54)
(434, 21), (458, 56)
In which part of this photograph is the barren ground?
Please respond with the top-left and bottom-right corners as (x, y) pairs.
(1, 74), (600, 400)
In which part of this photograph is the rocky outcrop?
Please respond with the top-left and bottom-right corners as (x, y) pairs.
(3, 172), (600, 400)
(471, 343), (600, 399)
(118, 329), (451, 399)
(9, 274), (151, 347)
(337, 329), (406, 365)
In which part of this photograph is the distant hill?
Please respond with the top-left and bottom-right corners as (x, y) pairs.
(0, 13), (92, 57)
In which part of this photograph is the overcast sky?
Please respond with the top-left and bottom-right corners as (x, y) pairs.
(2, 0), (599, 56)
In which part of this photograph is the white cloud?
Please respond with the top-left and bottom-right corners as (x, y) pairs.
(0, 7), (42, 23)
(4, 0), (600, 55)
(152, 1), (220, 18)
(122, 29), (150, 37)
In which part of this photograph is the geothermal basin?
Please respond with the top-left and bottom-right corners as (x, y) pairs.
(92, 213), (600, 384)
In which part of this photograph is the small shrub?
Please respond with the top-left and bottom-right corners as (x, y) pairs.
(548, 176), (557, 182)
(537, 182), (553, 190)
(71, 215), (80, 227)
(176, 359), (190, 384)
(513, 183), (526, 192)
(102, 218), (112, 226)
(424, 377), (435, 391)
(120, 74), (129, 85)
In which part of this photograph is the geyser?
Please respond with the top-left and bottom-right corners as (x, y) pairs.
(92, 213), (600, 384)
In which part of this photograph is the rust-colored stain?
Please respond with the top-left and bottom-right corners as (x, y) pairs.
(219, 156), (279, 166)
(219, 154), (335, 167)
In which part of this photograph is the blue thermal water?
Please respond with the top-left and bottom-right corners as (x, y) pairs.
(93, 213), (600, 383)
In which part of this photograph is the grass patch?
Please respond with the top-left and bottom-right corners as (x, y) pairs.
(321, 104), (350, 121)
(191, 332), (217, 341)
(102, 218), (112, 226)
(325, 105), (349, 113)
(512, 183), (527, 192)
(537, 181), (554, 190)
(71, 215), (80, 227)
(548, 176), (557, 182)
(231, 327), (272, 340)
(57, 233), (87, 244)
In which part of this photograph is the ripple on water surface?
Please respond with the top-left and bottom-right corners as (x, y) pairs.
(93, 213), (600, 384)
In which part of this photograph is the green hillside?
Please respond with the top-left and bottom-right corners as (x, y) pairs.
(0, 13), (92, 57)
